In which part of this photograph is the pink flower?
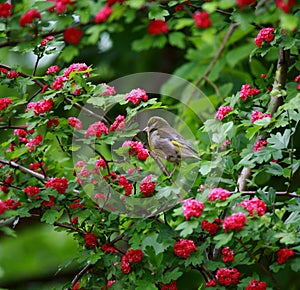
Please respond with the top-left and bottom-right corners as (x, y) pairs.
(251, 110), (272, 123)
(46, 65), (60, 74)
(63, 27), (83, 44)
(0, 97), (13, 110)
(118, 175), (133, 196)
(122, 140), (149, 161)
(276, 0), (295, 13)
(26, 99), (53, 115)
(121, 249), (143, 274)
(221, 139), (230, 150)
(223, 212), (247, 232)
(7, 70), (19, 79)
(47, 118), (59, 128)
(19, 9), (41, 27)
(240, 84), (260, 101)
(84, 233), (98, 248)
(147, 20), (169, 35)
(202, 219), (222, 235)
(215, 106), (232, 121)
(96, 158), (107, 168)
(182, 199), (205, 220)
(254, 27), (275, 47)
(254, 139), (268, 152)
(237, 0), (256, 6)
(209, 187), (231, 201)
(139, 175), (156, 197)
(109, 115), (125, 132)
(193, 11), (211, 28)
(68, 117), (82, 130)
(206, 280), (217, 287)
(101, 83), (116, 96)
(64, 63), (89, 78)
(84, 121), (108, 138)
(246, 279), (267, 290)
(222, 247), (235, 263)
(174, 239), (197, 258)
(161, 280), (177, 290)
(238, 198), (267, 216)
(25, 134), (43, 150)
(47, 0), (74, 14)
(125, 88), (148, 105)
(24, 186), (40, 197)
(0, 2), (13, 18)
(94, 6), (112, 23)
(51, 75), (67, 90)
(216, 267), (241, 286)
(276, 248), (294, 264)
(45, 177), (68, 194)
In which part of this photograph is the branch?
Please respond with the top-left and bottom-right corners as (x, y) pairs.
(237, 190), (299, 198)
(237, 48), (290, 191)
(70, 261), (92, 288)
(235, 237), (281, 290)
(0, 159), (46, 181)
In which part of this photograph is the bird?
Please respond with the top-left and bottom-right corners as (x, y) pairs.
(145, 116), (201, 172)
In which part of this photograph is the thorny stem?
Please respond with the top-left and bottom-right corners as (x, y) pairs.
(235, 237), (281, 290)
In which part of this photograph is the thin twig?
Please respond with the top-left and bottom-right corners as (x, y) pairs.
(70, 261), (92, 287)
(235, 237), (281, 290)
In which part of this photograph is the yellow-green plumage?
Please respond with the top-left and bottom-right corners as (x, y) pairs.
(146, 116), (201, 164)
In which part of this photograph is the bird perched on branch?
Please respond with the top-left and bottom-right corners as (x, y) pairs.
(145, 116), (201, 176)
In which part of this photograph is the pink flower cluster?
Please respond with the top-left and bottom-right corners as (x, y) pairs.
(276, 0), (295, 13)
(161, 280), (177, 290)
(0, 97), (13, 110)
(84, 121), (108, 138)
(208, 187), (231, 201)
(125, 88), (148, 105)
(222, 247), (235, 263)
(68, 117), (82, 130)
(19, 9), (41, 27)
(64, 27), (83, 44)
(40, 35), (54, 46)
(47, 0), (74, 14)
(254, 139), (268, 152)
(215, 106), (232, 121)
(216, 267), (241, 286)
(147, 20), (169, 35)
(0, 199), (21, 215)
(251, 110), (271, 123)
(0, 2), (13, 18)
(236, 0), (256, 5)
(240, 84), (260, 100)
(45, 177), (68, 194)
(0, 175), (14, 194)
(254, 28), (275, 47)
(238, 198), (267, 215)
(182, 199), (205, 220)
(101, 83), (116, 96)
(109, 115), (125, 132)
(193, 11), (211, 28)
(139, 175), (156, 197)
(294, 74), (300, 90)
(121, 249), (143, 274)
(94, 6), (112, 23)
(118, 175), (133, 196)
(84, 232), (98, 248)
(26, 99), (53, 115)
(246, 279), (267, 290)
(201, 218), (222, 235)
(46, 65), (60, 75)
(276, 248), (294, 264)
(122, 140), (149, 161)
(223, 212), (247, 232)
(24, 186), (40, 198)
(173, 239), (197, 258)
(25, 134), (43, 152)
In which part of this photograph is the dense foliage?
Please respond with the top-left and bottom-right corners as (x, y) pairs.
(0, 0), (300, 289)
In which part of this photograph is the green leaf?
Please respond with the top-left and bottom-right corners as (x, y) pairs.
(213, 232), (233, 248)
(162, 267), (183, 284)
(253, 117), (271, 127)
(136, 281), (158, 290)
(267, 130), (291, 149)
(41, 209), (64, 224)
(175, 220), (199, 237)
(168, 32), (185, 49)
(149, 7), (169, 20)
(264, 162), (284, 176)
(290, 257), (300, 272)
(142, 233), (167, 255)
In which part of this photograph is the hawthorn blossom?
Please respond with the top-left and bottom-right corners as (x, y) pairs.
(277, 248), (294, 264)
(147, 20), (169, 35)
(46, 65), (60, 74)
(254, 27), (275, 47)
(251, 110), (272, 123)
(174, 239), (197, 258)
(254, 140), (268, 152)
(0, 98), (13, 110)
(215, 106), (232, 121)
(240, 84), (260, 100)
(26, 99), (53, 115)
(19, 9), (41, 27)
(139, 175), (156, 197)
(246, 279), (267, 290)
(182, 199), (205, 220)
(0, 2), (13, 18)
(45, 177), (68, 194)
(122, 140), (149, 161)
(63, 27), (83, 44)
(125, 88), (148, 105)
(94, 6), (112, 23)
(238, 198), (267, 216)
(84, 121), (108, 138)
(84, 233), (98, 248)
(68, 117), (82, 130)
(193, 11), (211, 28)
(223, 212), (247, 232)
(208, 187), (231, 201)
(215, 267), (241, 286)
(109, 115), (125, 132)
